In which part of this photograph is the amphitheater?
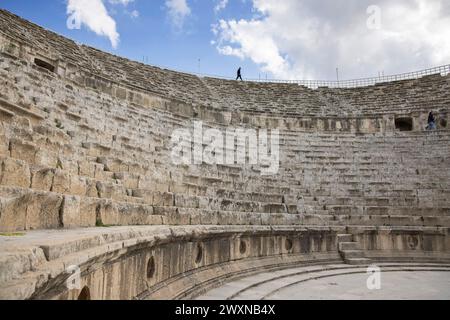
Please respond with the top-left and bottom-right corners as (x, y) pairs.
(0, 9), (450, 300)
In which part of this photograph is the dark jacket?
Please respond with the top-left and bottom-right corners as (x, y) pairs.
(428, 113), (435, 124)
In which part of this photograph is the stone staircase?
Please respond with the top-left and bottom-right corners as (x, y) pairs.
(337, 234), (372, 265)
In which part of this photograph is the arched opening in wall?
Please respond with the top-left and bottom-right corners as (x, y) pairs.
(395, 118), (413, 131)
(440, 118), (447, 128)
(285, 239), (293, 251)
(77, 286), (91, 300)
(195, 243), (203, 264)
(146, 256), (155, 279)
(34, 58), (55, 73)
(239, 240), (247, 255)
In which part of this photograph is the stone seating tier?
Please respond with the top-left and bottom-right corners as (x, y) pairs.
(0, 9), (449, 123)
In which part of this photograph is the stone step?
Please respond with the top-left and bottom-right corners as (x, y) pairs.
(344, 258), (372, 265)
(0, 106), (14, 119)
(0, 98), (45, 124)
(337, 234), (353, 243)
(341, 250), (365, 259)
(339, 242), (361, 251)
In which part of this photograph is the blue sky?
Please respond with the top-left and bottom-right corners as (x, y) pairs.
(1, 0), (262, 79)
(1, 1), (450, 80)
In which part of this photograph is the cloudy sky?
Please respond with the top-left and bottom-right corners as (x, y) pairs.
(1, 0), (450, 80)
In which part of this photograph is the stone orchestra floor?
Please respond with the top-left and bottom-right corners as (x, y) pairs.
(197, 264), (450, 300)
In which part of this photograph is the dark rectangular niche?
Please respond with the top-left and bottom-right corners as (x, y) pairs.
(34, 58), (55, 73)
(395, 117), (413, 131)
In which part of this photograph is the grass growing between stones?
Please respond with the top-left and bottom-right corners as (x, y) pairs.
(0, 232), (26, 237)
(95, 219), (116, 228)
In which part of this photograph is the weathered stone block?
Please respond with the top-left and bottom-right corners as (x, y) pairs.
(97, 200), (118, 226)
(116, 87), (127, 100)
(79, 197), (98, 227)
(69, 175), (87, 196)
(204, 211), (221, 225)
(175, 194), (199, 208)
(115, 203), (154, 226)
(153, 192), (174, 207)
(96, 181), (113, 199)
(93, 163), (107, 180)
(96, 181), (125, 201)
(52, 169), (70, 194)
(131, 189), (154, 204)
(35, 148), (57, 167)
(9, 139), (37, 164)
(97, 157), (124, 173)
(78, 160), (96, 178)
(162, 211), (191, 225)
(18, 191), (63, 230)
(137, 177), (153, 190)
(31, 168), (54, 191)
(0, 158), (30, 188)
(61, 195), (81, 228)
(0, 189), (28, 232)
(114, 172), (139, 189)
(85, 179), (98, 198)
(0, 126), (8, 156)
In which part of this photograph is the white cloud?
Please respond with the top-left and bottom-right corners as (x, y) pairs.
(127, 9), (140, 19)
(109, 0), (139, 19)
(109, 0), (134, 5)
(67, 0), (120, 48)
(165, 0), (191, 29)
(214, 0), (229, 13)
(213, 0), (450, 80)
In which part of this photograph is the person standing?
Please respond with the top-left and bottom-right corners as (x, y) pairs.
(427, 111), (436, 130)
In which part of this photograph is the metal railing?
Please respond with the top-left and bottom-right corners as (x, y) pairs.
(193, 64), (450, 89)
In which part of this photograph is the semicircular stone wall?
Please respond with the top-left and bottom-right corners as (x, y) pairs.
(0, 9), (449, 300)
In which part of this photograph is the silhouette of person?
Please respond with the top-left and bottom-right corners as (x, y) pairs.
(427, 111), (436, 130)
(236, 67), (243, 81)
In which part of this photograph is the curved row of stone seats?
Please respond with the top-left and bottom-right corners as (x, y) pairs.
(0, 155), (445, 230)
(324, 74), (450, 114)
(78, 46), (450, 119)
(80, 44), (450, 119)
(1, 9), (449, 123)
(0, 45), (444, 144)
(1, 106), (449, 232)
(1, 61), (449, 227)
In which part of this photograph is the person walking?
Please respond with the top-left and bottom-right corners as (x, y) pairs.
(236, 67), (243, 81)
